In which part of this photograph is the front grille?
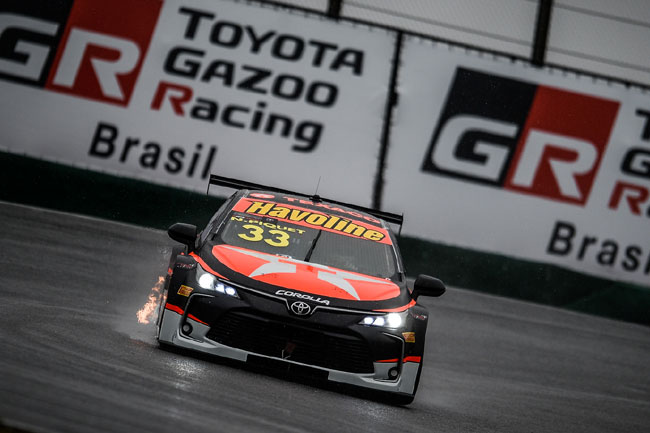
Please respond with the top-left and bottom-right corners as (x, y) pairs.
(206, 311), (374, 373)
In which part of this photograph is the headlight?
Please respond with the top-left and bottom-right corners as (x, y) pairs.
(198, 272), (216, 289)
(195, 264), (239, 298)
(359, 311), (406, 329)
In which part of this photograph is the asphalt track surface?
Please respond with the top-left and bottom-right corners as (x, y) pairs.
(0, 202), (649, 433)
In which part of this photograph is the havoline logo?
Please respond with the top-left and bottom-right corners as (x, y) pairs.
(0, 0), (161, 106)
(422, 68), (620, 205)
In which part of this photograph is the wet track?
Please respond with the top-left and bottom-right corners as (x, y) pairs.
(0, 201), (649, 433)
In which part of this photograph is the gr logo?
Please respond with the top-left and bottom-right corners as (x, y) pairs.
(423, 68), (620, 205)
(0, 0), (161, 106)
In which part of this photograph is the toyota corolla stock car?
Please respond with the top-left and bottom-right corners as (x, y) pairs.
(157, 175), (445, 404)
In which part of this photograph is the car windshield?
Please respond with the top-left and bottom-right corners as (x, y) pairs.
(215, 211), (398, 279)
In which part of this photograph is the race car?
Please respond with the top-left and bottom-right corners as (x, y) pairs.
(157, 175), (445, 404)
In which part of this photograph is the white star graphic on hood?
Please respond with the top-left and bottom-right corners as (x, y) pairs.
(220, 245), (393, 301)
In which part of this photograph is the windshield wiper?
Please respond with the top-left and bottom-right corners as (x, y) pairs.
(304, 230), (322, 262)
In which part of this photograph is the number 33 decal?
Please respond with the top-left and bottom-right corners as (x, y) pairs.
(238, 224), (290, 247)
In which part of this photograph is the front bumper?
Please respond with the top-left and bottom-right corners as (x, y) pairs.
(158, 292), (422, 396)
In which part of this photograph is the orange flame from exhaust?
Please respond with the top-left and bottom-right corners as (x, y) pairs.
(137, 276), (166, 324)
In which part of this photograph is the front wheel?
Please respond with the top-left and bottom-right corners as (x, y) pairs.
(155, 274), (170, 341)
(156, 246), (184, 340)
(386, 393), (415, 406)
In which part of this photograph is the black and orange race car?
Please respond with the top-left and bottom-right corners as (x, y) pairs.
(157, 175), (445, 404)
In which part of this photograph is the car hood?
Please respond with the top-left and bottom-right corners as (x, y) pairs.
(203, 244), (410, 309)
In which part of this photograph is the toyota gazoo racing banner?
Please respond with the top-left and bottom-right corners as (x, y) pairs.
(385, 36), (650, 287)
(0, 0), (395, 205)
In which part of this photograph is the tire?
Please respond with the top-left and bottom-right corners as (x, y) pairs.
(386, 393), (415, 406)
(155, 274), (170, 341)
(156, 246), (184, 341)
(411, 356), (424, 395)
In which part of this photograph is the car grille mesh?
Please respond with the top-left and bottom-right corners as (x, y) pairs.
(206, 311), (374, 373)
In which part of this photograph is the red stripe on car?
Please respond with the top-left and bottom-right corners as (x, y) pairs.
(189, 252), (229, 280)
(374, 299), (416, 312)
(188, 314), (208, 326)
(165, 303), (184, 315)
(164, 304), (208, 326)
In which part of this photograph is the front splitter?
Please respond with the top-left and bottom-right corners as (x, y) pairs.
(158, 309), (420, 395)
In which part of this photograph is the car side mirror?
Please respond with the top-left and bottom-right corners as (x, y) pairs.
(412, 274), (446, 300)
(168, 223), (197, 252)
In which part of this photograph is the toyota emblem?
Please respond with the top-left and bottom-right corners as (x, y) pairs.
(290, 301), (311, 316)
